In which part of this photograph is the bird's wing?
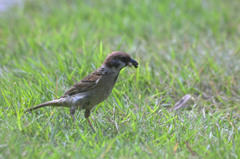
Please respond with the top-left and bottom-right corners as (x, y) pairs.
(60, 69), (102, 98)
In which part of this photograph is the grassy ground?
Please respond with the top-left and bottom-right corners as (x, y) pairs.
(1, 0), (240, 158)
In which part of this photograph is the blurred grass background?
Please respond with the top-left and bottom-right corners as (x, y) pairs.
(0, 0), (240, 158)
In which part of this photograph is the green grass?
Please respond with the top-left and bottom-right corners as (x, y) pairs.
(1, 0), (240, 158)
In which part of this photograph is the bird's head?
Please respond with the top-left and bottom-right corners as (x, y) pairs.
(103, 51), (139, 71)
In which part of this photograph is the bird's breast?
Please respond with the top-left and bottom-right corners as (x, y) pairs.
(87, 73), (119, 105)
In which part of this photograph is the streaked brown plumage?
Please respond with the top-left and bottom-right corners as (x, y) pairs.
(26, 51), (139, 131)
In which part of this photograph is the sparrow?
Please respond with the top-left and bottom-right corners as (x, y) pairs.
(26, 51), (139, 131)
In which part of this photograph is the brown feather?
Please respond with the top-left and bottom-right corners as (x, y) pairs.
(60, 68), (103, 98)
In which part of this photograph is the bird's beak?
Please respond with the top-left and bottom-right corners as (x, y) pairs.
(127, 58), (139, 68)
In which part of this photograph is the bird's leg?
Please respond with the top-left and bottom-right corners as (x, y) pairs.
(70, 108), (76, 122)
(85, 109), (96, 132)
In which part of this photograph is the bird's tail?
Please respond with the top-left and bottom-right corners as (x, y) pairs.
(25, 99), (63, 112)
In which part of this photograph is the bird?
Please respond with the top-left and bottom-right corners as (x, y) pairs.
(26, 51), (139, 131)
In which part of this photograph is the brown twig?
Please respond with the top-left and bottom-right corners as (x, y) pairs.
(185, 141), (196, 156)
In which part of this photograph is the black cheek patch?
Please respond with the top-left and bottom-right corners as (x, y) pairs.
(112, 60), (121, 68)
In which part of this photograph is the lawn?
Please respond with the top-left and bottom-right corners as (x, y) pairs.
(1, 0), (240, 158)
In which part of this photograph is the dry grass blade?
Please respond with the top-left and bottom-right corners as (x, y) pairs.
(169, 94), (192, 112)
(55, 76), (58, 99)
(173, 142), (179, 154)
